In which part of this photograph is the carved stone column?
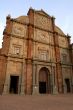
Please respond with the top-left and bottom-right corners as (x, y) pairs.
(20, 61), (25, 95)
(32, 64), (39, 94)
(26, 9), (34, 94)
(54, 32), (63, 93)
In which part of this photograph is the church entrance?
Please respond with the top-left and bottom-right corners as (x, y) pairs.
(9, 76), (19, 94)
(65, 78), (70, 93)
(39, 67), (51, 94)
(39, 82), (46, 93)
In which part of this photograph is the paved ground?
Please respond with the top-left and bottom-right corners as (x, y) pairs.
(0, 94), (73, 110)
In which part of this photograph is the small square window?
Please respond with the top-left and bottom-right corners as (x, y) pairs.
(15, 47), (20, 54)
(39, 50), (47, 61)
(61, 54), (67, 62)
(13, 46), (20, 55)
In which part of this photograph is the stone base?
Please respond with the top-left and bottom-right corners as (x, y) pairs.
(52, 86), (58, 95)
(2, 84), (8, 95)
(20, 85), (25, 95)
(32, 86), (39, 95)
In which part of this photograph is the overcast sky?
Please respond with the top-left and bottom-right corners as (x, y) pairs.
(0, 0), (73, 48)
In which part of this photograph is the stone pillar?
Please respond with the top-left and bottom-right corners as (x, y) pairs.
(67, 34), (72, 63)
(2, 15), (13, 55)
(26, 8), (34, 94)
(67, 35), (73, 92)
(26, 25), (33, 94)
(51, 66), (58, 94)
(70, 66), (73, 93)
(36, 66), (39, 94)
(32, 64), (38, 95)
(2, 15), (13, 94)
(3, 74), (10, 94)
(54, 32), (63, 93)
(56, 63), (63, 93)
(52, 16), (60, 93)
(3, 59), (9, 95)
(20, 61), (25, 95)
(26, 59), (32, 94)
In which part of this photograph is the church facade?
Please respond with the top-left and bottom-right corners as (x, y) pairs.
(0, 8), (73, 95)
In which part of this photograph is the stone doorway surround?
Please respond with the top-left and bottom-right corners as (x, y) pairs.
(3, 74), (21, 94)
(32, 64), (54, 95)
(39, 67), (50, 94)
(9, 75), (19, 94)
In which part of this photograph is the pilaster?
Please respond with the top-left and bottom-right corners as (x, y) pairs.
(54, 32), (63, 93)
(20, 60), (25, 95)
(32, 64), (39, 94)
(26, 9), (34, 94)
(1, 15), (13, 55)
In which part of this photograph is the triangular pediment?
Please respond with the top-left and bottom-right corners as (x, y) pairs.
(36, 9), (51, 18)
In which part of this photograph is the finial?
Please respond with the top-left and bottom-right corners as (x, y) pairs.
(66, 33), (71, 39)
(52, 15), (55, 19)
(6, 14), (11, 19)
(30, 7), (32, 9)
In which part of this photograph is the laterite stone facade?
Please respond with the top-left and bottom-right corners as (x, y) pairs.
(0, 8), (73, 95)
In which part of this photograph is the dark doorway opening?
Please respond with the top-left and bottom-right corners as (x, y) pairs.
(39, 82), (46, 93)
(39, 67), (51, 94)
(65, 78), (70, 93)
(9, 76), (19, 94)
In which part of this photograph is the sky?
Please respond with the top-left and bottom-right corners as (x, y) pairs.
(0, 0), (73, 48)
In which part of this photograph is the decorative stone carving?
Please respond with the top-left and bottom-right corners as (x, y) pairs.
(12, 23), (26, 37)
(59, 36), (68, 47)
(34, 29), (54, 44)
(38, 49), (48, 61)
(34, 13), (52, 31)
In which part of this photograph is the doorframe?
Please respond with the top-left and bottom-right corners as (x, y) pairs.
(39, 67), (50, 94)
(9, 74), (21, 94)
(65, 78), (71, 93)
(39, 81), (46, 94)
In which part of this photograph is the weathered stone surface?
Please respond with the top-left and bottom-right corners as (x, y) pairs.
(0, 8), (72, 95)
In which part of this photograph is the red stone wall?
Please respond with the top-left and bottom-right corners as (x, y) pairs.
(0, 15), (12, 94)
(0, 8), (72, 95)
(26, 9), (34, 94)
(0, 55), (7, 94)
(53, 31), (63, 93)
(1, 15), (13, 55)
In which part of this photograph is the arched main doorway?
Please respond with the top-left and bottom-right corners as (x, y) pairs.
(39, 67), (51, 94)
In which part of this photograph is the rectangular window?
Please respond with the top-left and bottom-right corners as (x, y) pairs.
(13, 45), (21, 55)
(39, 50), (48, 61)
(61, 54), (67, 62)
(14, 47), (20, 54)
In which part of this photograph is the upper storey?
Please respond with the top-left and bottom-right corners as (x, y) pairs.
(2, 8), (71, 56)
(3, 8), (69, 39)
(14, 8), (53, 29)
(28, 8), (53, 31)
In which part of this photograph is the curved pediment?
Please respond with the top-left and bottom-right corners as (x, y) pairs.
(15, 16), (29, 24)
(55, 26), (65, 36)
